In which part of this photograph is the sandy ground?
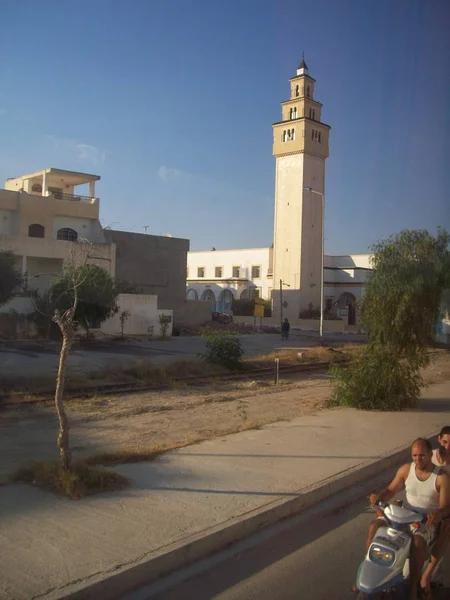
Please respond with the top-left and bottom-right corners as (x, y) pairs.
(1, 351), (449, 481)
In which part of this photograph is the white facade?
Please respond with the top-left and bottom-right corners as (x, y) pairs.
(100, 294), (173, 337)
(187, 247), (273, 312)
(187, 245), (373, 320)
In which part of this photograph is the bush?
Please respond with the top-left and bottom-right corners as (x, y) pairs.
(329, 343), (428, 411)
(200, 329), (244, 369)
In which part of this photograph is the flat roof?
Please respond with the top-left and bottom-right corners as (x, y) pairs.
(11, 167), (101, 184)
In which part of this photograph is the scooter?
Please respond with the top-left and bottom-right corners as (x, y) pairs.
(355, 501), (443, 599)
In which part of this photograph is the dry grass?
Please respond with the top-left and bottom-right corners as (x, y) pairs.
(89, 358), (228, 385)
(246, 344), (364, 369)
(10, 460), (130, 499)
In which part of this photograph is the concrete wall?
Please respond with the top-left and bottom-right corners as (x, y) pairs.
(100, 293), (173, 337)
(173, 300), (212, 328)
(235, 315), (351, 333)
(104, 230), (189, 310)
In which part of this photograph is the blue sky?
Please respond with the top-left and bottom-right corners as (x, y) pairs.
(0, 0), (449, 254)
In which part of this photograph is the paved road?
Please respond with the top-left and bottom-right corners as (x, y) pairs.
(131, 493), (450, 600)
(0, 332), (366, 379)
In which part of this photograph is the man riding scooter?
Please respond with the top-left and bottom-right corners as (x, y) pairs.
(364, 438), (450, 600)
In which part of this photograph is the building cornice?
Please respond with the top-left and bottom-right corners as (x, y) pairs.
(272, 117), (331, 129)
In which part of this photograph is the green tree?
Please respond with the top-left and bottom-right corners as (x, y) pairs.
(331, 228), (450, 411)
(51, 264), (118, 337)
(0, 250), (20, 306)
(360, 228), (450, 353)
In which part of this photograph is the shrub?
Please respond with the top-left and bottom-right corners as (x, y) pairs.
(200, 329), (244, 369)
(329, 343), (428, 411)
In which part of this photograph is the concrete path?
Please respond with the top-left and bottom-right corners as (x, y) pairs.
(0, 382), (449, 600)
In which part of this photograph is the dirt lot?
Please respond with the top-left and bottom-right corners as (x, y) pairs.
(1, 350), (449, 481)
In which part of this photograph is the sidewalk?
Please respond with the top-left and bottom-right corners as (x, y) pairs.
(1, 382), (449, 600)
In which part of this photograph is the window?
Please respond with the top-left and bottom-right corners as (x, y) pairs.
(215, 266), (223, 278)
(282, 130), (287, 142)
(312, 109), (315, 120)
(251, 265), (261, 279)
(31, 183), (42, 193)
(306, 86), (310, 98)
(312, 129), (315, 140)
(318, 132), (322, 143)
(232, 266), (240, 278)
(48, 186), (63, 199)
(309, 108), (312, 119)
(291, 128), (295, 140)
(250, 287), (261, 299)
(295, 85), (299, 97)
(57, 228), (78, 242)
(197, 267), (205, 278)
(28, 223), (45, 238)
(290, 107), (297, 120)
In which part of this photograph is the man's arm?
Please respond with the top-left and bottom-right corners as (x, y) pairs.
(370, 464), (409, 506)
(428, 472), (450, 526)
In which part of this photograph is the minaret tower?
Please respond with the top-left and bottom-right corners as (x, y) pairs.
(272, 58), (331, 319)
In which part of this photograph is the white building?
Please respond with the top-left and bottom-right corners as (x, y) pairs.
(186, 59), (373, 325)
(187, 247), (273, 312)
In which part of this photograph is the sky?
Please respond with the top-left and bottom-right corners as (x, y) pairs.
(0, 0), (449, 255)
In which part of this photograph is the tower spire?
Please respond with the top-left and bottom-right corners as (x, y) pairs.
(297, 53), (308, 74)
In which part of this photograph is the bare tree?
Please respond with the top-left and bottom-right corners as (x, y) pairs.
(49, 239), (99, 470)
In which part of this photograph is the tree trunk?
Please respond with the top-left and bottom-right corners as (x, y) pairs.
(53, 309), (75, 471)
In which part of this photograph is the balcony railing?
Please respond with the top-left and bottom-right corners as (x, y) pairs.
(52, 192), (95, 202)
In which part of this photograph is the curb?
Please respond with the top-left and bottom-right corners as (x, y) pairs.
(52, 431), (440, 600)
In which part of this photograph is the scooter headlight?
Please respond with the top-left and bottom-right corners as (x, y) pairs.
(369, 545), (395, 567)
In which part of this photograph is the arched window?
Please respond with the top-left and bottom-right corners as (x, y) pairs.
(282, 130), (287, 142)
(28, 224), (45, 238)
(295, 85), (299, 97)
(200, 288), (217, 311)
(31, 183), (42, 193)
(186, 289), (198, 301)
(57, 228), (78, 242)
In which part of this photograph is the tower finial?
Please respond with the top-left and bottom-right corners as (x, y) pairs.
(297, 54), (308, 74)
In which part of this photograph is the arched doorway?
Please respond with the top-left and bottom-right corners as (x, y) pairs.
(218, 289), (234, 313)
(201, 289), (216, 311)
(337, 292), (357, 325)
(186, 289), (198, 301)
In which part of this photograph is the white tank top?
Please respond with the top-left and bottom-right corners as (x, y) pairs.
(404, 462), (440, 513)
(432, 449), (450, 474)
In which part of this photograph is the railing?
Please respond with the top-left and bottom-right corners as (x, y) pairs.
(52, 192), (95, 202)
